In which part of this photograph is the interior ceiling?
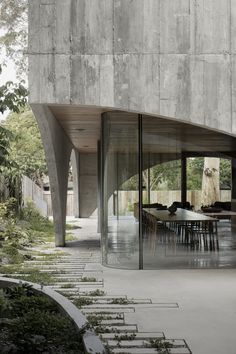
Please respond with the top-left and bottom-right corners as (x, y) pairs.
(49, 105), (236, 157)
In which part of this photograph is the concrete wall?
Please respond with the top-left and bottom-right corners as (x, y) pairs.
(79, 153), (98, 217)
(29, 0), (236, 137)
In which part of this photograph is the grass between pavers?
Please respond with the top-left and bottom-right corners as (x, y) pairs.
(61, 283), (76, 289)
(66, 224), (81, 230)
(1, 267), (56, 285)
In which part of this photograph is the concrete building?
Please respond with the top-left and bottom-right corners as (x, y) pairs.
(29, 0), (236, 269)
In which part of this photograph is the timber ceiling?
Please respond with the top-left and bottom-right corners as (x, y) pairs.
(49, 105), (236, 157)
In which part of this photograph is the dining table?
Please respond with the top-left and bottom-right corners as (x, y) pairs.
(142, 208), (219, 250)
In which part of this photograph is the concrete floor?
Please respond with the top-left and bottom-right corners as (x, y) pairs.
(105, 217), (236, 269)
(104, 267), (236, 354)
(67, 217), (236, 354)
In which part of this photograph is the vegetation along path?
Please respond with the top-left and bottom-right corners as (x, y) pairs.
(1, 218), (192, 354)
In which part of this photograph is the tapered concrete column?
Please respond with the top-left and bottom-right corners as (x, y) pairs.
(31, 105), (73, 246)
(181, 154), (187, 204)
(71, 149), (80, 218)
(79, 153), (97, 217)
(231, 158), (236, 229)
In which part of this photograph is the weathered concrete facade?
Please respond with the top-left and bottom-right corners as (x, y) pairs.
(29, 0), (236, 134)
(28, 0), (236, 245)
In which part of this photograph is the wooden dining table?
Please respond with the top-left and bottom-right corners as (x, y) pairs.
(143, 208), (218, 223)
(142, 208), (219, 250)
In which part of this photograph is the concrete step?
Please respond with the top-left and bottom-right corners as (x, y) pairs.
(50, 281), (103, 289)
(106, 339), (187, 349)
(82, 308), (134, 314)
(81, 303), (178, 310)
(74, 298), (152, 305)
(111, 348), (162, 354)
(71, 295), (126, 300)
(101, 332), (165, 340)
(96, 324), (138, 333)
(84, 263), (103, 271)
(100, 319), (124, 325)
(111, 348), (191, 354)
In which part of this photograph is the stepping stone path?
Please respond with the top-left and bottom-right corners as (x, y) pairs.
(2, 242), (192, 354)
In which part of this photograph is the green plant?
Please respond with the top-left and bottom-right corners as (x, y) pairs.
(66, 224), (81, 230)
(110, 298), (129, 305)
(114, 333), (136, 341)
(9, 270), (55, 285)
(85, 289), (105, 296)
(148, 339), (174, 351)
(73, 297), (94, 308)
(66, 233), (77, 241)
(61, 283), (75, 289)
(4, 283), (35, 299)
(0, 284), (85, 353)
(20, 200), (53, 233)
(81, 277), (97, 282)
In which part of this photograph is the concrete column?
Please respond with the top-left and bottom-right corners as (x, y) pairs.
(181, 154), (187, 204)
(71, 149), (80, 218)
(31, 104), (73, 246)
(97, 142), (101, 233)
(79, 153), (98, 217)
(231, 158), (236, 229)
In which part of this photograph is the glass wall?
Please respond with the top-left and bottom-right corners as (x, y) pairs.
(101, 112), (235, 269)
(186, 157), (232, 210)
(142, 116), (182, 269)
(101, 113), (140, 269)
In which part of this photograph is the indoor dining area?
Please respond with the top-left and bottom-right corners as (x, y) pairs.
(101, 112), (236, 270)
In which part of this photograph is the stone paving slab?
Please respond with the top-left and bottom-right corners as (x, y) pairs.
(111, 348), (166, 353)
(82, 308), (135, 314)
(96, 324), (138, 333)
(101, 332), (165, 340)
(82, 303), (178, 309)
(84, 263), (103, 271)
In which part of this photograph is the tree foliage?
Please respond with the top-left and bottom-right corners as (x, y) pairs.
(3, 108), (47, 187)
(0, 64), (28, 114)
(0, 125), (12, 169)
(121, 157), (231, 191)
(0, 0), (28, 78)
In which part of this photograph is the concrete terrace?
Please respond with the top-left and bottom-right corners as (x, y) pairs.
(65, 218), (236, 354)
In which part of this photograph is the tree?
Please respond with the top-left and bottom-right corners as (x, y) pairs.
(0, 125), (14, 176)
(0, 64), (28, 114)
(187, 157), (204, 190)
(201, 157), (220, 206)
(3, 108), (47, 187)
(0, 0), (28, 78)
(220, 158), (231, 190)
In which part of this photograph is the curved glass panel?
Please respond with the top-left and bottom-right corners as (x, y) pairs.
(101, 113), (140, 269)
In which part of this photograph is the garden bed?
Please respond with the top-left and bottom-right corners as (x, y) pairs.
(0, 277), (106, 354)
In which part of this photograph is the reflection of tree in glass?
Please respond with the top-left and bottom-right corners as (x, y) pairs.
(121, 157), (231, 192)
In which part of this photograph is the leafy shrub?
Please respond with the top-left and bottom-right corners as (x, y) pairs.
(3, 283), (35, 300)
(0, 284), (85, 353)
(20, 200), (53, 233)
(8, 269), (55, 285)
(0, 197), (18, 219)
(0, 199), (56, 265)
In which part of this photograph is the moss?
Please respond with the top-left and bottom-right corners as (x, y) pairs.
(5, 270), (55, 285)
(66, 224), (81, 230)
(61, 283), (75, 289)
(73, 297), (94, 308)
(80, 277), (97, 282)
(84, 289), (105, 296)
